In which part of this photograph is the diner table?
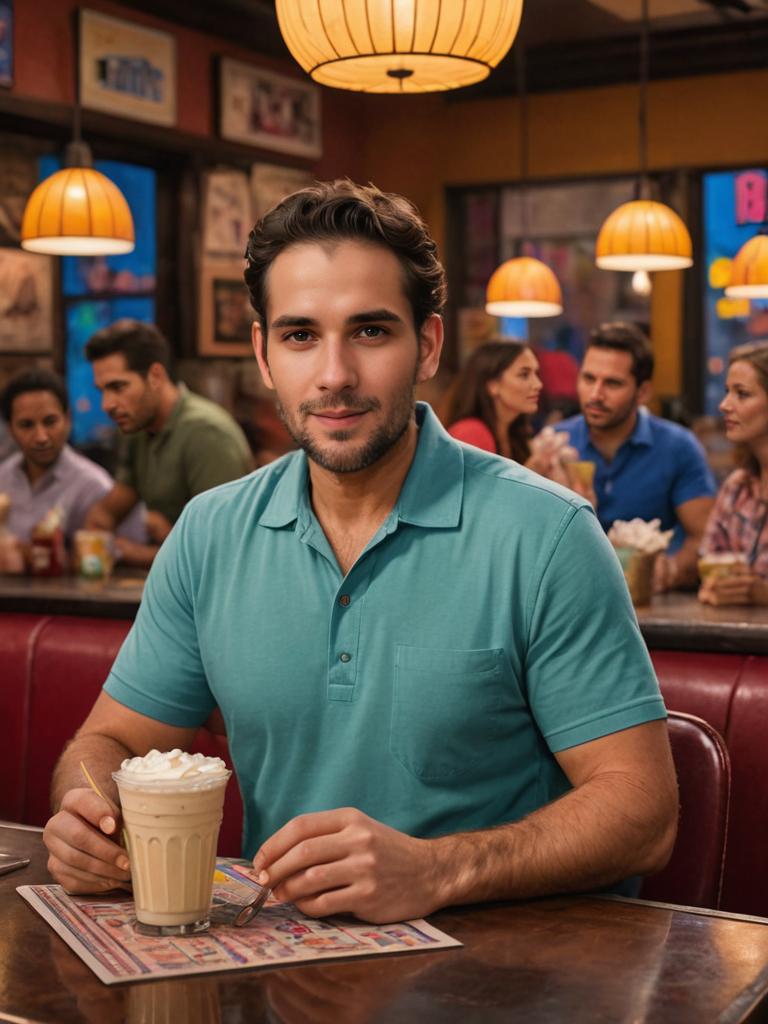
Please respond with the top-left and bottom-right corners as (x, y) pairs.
(3, 824), (768, 1023)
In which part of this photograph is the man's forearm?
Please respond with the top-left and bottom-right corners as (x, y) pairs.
(51, 732), (132, 813)
(671, 537), (701, 590)
(85, 501), (117, 531)
(428, 771), (677, 908)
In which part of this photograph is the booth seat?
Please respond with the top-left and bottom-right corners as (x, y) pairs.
(1, 612), (766, 916)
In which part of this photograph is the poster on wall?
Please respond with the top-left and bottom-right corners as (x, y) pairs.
(0, 0), (12, 87)
(79, 9), (176, 127)
(219, 58), (321, 159)
(202, 170), (251, 257)
(0, 248), (54, 353)
(198, 259), (254, 357)
(703, 169), (768, 416)
(250, 162), (314, 221)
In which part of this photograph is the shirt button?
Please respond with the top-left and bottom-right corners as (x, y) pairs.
(339, 652), (351, 663)
(339, 594), (351, 607)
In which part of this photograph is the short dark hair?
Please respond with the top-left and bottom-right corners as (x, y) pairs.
(586, 321), (654, 386)
(244, 179), (447, 350)
(84, 319), (176, 381)
(1, 368), (69, 422)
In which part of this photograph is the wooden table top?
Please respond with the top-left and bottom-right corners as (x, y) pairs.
(3, 824), (768, 1023)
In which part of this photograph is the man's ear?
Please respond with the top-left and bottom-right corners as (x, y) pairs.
(416, 314), (444, 385)
(252, 321), (275, 390)
(637, 379), (653, 406)
(146, 362), (166, 390)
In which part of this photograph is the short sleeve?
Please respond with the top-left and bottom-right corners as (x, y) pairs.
(104, 511), (215, 726)
(524, 505), (666, 752)
(670, 432), (716, 510)
(700, 473), (739, 555)
(447, 419), (497, 453)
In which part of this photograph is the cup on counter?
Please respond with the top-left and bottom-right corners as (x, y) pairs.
(614, 545), (657, 607)
(73, 529), (114, 580)
(112, 768), (231, 936)
(564, 460), (596, 490)
(697, 552), (749, 581)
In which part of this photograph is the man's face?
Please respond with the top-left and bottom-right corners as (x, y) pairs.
(91, 354), (159, 434)
(578, 347), (645, 431)
(9, 390), (70, 471)
(252, 240), (442, 474)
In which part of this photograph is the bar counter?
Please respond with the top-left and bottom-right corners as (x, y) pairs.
(3, 823), (768, 1023)
(2, 576), (768, 654)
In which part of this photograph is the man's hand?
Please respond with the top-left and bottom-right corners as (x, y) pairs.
(698, 569), (759, 606)
(43, 788), (131, 894)
(252, 808), (438, 924)
(113, 536), (160, 567)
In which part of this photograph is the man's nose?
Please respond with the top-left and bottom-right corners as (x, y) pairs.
(317, 339), (358, 392)
(32, 424), (48, 443)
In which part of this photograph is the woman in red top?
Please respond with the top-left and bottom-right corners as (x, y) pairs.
(442, 341), (542, 462)
(699, 341), (768, 606)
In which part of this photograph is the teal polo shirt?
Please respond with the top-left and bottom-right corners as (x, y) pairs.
(105, 403), (665, 859)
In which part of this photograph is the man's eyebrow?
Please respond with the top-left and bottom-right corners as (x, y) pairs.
(270, 309), (405, 331)
(270, 315), (317, 331)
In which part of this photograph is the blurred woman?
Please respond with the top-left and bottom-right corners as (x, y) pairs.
(699, 341), (768, 606)
(442, 341), (541, 461)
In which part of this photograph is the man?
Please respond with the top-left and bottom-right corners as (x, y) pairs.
(44, 181), (677, 925)
(558, 323), (716, 591)
(84, 320), (252, 566)
(0, 368), (145, 549)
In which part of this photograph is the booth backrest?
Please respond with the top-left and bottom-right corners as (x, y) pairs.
(0, 614), (243, 856)
(2, 612), (767, 915)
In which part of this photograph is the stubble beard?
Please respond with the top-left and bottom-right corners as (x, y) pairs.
(276, 383), (417, 474)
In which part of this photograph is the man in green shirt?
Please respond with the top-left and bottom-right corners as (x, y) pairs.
(84, 320), (252, 566)
(45, 182), (677, 924)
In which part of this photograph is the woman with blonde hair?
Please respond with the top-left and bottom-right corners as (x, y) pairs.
(699, 340), (768, 605)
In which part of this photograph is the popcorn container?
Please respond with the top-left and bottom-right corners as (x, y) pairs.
(615, 546), (657, 607)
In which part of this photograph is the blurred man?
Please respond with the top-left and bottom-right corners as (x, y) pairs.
(559, 322), (716, 590)
(84, 320), (252, 566)
(0, 368), (145, 552)
(45, 182), (676, 924)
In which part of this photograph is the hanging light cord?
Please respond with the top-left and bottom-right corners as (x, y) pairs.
(638, 0), (649, 196)
(515, 42), (530, 247)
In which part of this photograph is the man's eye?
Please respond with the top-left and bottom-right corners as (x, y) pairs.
(359, 326), (386, 339)
(287, 330), (312, 343)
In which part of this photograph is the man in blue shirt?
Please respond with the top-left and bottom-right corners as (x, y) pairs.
(559, 323), (715, 591)
(43, 182), (677, 925)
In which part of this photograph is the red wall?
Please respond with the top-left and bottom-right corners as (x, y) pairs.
(12, 0), (366, 181)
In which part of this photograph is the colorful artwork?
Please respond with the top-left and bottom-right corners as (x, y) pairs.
(219, 58), (321, 159)
(703, 169), (768, 415)
(79, 9), (176, 126)
(198, 260), (253, 357)
(18, 858), (460, 985)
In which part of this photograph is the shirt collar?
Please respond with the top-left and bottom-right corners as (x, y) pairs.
(152, 384), (188, 440)
(581, 406), (653, 454)
(11, 445), (73, 487)
(627, 407), (653, 447)
(258, 402), (464, 531)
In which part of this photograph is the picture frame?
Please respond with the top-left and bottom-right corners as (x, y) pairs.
(250, 162), (314, 221)
(219, 58), (321, 159)
(202, 169), (252, 257)
(0, 248), (54, 354)
(79, 9), (176, 127)
(0, 0), (12, 88)
(198, 260), (254, 357)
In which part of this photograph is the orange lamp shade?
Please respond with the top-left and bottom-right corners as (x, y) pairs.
(596, 199), (692, 272)
(725, 235), (768, 299)
(21, 166), (135, 256)
(276, 0), (523, 93)
(485, 257), (563, 318)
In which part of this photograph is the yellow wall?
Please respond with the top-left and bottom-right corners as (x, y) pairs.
(361, 68), (768, 398)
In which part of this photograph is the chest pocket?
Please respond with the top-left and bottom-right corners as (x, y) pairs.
(391, 644), (510, 781)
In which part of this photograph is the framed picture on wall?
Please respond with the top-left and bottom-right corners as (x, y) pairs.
(202, 169), (252, 257)
(198, 260), (254, 357)
(0, 0), (13, 88)
(0, 248), (54, 353)
(79, 9), (176, 127)
(250, 162), (314, 220)
(219, 58), (321, 159)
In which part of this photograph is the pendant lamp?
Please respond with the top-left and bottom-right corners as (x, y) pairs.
(275, 0), (524, 93)
(20, 50), (135, 257)
(485, 42), (563, 319)
(725, 231), (768, 299)
(595, 0), (692, 273)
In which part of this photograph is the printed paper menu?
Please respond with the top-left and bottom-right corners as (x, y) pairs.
(17, 858), (461, 985)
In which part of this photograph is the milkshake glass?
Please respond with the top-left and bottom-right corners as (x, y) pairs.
(113, 749), (231, 936)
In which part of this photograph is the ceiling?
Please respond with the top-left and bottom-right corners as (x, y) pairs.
(119, 0), (768, 96)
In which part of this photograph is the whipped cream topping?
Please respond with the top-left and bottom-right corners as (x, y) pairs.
(119, 749), (228, 781)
